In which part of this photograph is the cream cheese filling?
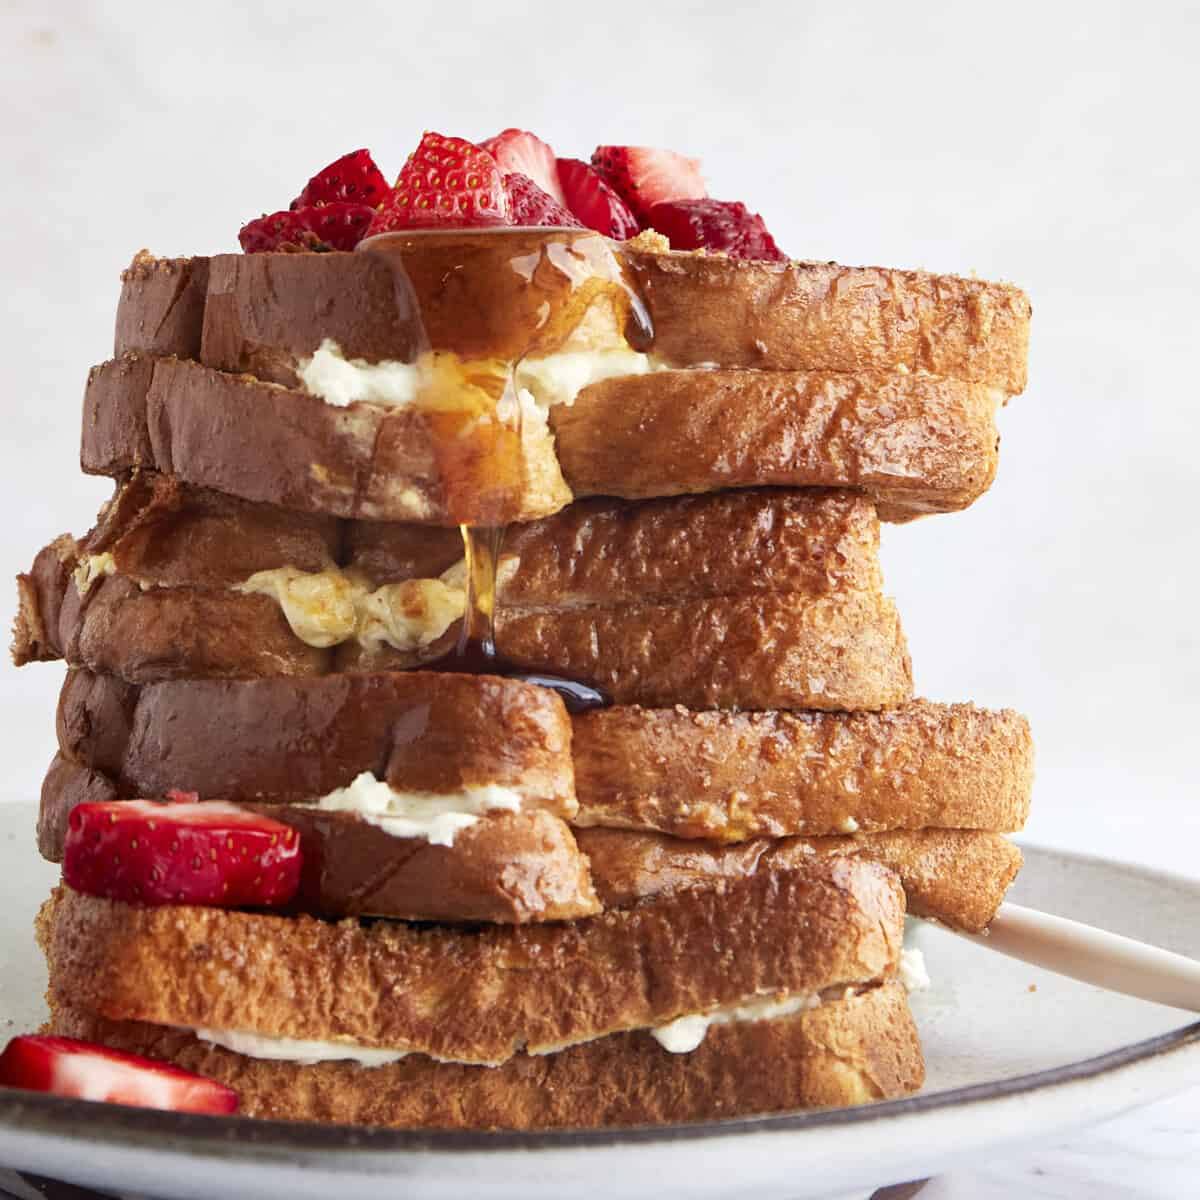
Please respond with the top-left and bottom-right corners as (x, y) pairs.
(296, 338), (667, 418)
(299, 770), (524, 847)
(649, 992), (823, 1054)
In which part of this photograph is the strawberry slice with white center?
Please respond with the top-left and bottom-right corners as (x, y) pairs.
(591, 145), (707, 223)
(63, 799), (302, 908)
(557, 159), (640, 239)
(0, 1035), (238, 1114)
(480, 128), (566, 204)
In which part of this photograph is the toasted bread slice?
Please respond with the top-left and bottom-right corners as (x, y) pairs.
(81, 352), (1008, 525)
(577, 827), (1022, 934)
(39, 856), (904, 1064)
(38, 753), (1016, 931)
(46, 672), (1030, 851)
(573, 700), (1033, 840)
(36, 753), (599, 925)
(47, 982), (923, 1128)
(53, 669), (574, 813)
(550, 368), (1003, 522)
(19, 478), (910, 709)
(116, 246), (1027, 391)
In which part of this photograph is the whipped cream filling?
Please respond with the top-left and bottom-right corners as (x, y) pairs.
(649, 992), (822, 1054)
(194, 1028), (411, 1068)
(899, 947), (931, 993)
(296, 338), (666, 417)
(301, 770), (524, 847)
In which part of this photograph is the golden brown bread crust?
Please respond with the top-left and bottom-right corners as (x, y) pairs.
(39, 857), (905, 1064)
(489, 591), (912, 710)
(123, 247), (1026, 390)
(37, 754), (1018, 931)
(46, 983), (923, 1128)
(551, 368), (1002, 522)
(572, 700), (1034, 839)
(81, 353), (1010, 526)
(19, 479), (905, 708)
(54, 669), (575, 813)
(82, 355), (567, 526)
(578, 827), (1022, 934)
(625, 250), (1029, 391)
(275, 807), (600, 924)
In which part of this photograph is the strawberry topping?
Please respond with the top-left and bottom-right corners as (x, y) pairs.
(291, 149), (389, 210)
(367, 132), (510, 235)
(63, 799), (302, 909)
(0, 1035), (238, 1114)
(239, 203), (374, 253)
(481, 129), (565, 204)
(647, 199), (787, 262)
(557, 159), (640, 239)
(591, 146), (706, 223)
(505, 173), (583, 229)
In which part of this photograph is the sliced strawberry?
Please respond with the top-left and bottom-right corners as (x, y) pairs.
(239, 203), (373, 253)
(480, 129), (565, 204)
(239, 209), (326, 253)
(556, 159), (640, 239)
(591, 146), (706, 223)
(367, 132), (510, 235)
(299, 202), (375, 250)
(291, 149), (389, 209)
(63, 799), (302, 908)
(647, 199), (787, 262)
(0, 1035), (238, 1114)
(505, 173), (583, 229)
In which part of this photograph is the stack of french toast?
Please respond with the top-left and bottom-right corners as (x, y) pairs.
(7, 131), (1034, 1127)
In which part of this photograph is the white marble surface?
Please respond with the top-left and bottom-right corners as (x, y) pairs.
(0, 1), (1196, 1196)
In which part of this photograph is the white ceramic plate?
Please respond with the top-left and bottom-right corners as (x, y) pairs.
(0, 801), (1196, 1200)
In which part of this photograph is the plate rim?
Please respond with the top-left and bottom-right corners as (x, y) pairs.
(0, 840), (1197, 1168)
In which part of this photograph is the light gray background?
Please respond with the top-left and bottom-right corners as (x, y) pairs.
(0, 2), (1196, 1194)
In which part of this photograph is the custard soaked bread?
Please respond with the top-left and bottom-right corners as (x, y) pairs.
(47, 983), (921, 1129)
(37, 855), (924, 1127)
(40, 669), (1031, 930)
(89, 232), (1028, 526)
(17, 476), (912, 710)
(4, 132), (1037, 1126)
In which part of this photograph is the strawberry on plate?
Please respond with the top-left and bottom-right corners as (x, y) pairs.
(239, 202), (374, 253)
(557, 159), (640, 239)
(505, 173), (583, 228)
(481, 129), (565, 204)
(291, 149), (389, 209)
(0, 1035), (238, 1114)
(591, 146), (706, 223)
(647, 198), (787, 262)
(63, 799), (302, 908)
(367, 132), (510, 235)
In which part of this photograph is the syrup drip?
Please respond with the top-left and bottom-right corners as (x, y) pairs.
(358, 228), (645, 714)
(433, 523), (611, 715)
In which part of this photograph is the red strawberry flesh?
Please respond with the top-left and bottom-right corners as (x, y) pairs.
(647, 198), (787, 262)
(591, 146), (706, 223)
(481, 129), (565, 204)
(505, 173), (583, 229)
(239, 203), (373, 253)
(63, 799), (302, 908)
(0, 1035), (238, 1114)
(367, 132), (510, 235)
(557, 159), (640, 239)
(292, 149), (389, 210)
